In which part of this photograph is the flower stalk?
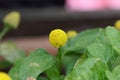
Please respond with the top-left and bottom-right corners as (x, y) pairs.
(0, 26), (10, 40)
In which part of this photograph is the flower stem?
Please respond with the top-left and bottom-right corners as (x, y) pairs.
(0, 26), (10, 40)
(57, 48), (62, 72)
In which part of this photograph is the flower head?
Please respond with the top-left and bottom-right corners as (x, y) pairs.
(114, 20), (120, 30)
(3, 11), (20, 29)
(67, 30), (77, 39)
(0, 72), (11, 80)
(49, 29), (68, 48)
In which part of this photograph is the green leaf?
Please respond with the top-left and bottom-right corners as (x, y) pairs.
(62, 54), (85, 75)
(105, 70), (114, 80)
(9, 59), (23, 80)
(87, 43), (114, 63)
(61, 28), (100, 56)
(0, 60), (12, 70)
(64, 58), (107, 80)
(106, 65), (120, 80)
(46, 65), (60, 80)
(37, 77), (49, 80)
(18, 48), (55, 80)
(106, 26), (120, 54)
(0, 41), (26, 63)
(94, 28), (110, 45)
(110, 55), (120, 69)
(113, 65), (120, 79)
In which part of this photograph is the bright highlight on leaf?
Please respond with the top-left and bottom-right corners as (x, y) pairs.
(114, 20), (120, 30)
(0, 72), (11, 80)
(3, 11), (20, 29)
(49, 29), (68, 48)
(27, 76), (36, 80)
(67, 30), (77, 39)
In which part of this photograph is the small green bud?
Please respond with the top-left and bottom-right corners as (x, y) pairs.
(3, 11), (20, 29)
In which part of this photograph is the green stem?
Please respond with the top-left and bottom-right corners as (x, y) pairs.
(0, 27), (10, 40)
(57, 48), (62, 72)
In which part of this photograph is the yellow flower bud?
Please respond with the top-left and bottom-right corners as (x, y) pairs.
(3, 11), (20, 29)
(0, 72), (11, 80)
(114, 20), (120, 30)
(67, 30), (77, 39)
(49, 29), (68, 48)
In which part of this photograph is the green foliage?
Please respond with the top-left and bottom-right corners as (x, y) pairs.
(62, 26), (120, 80)
(22, 49), (55, 80)
(87, 43), (114, 63)
(64, 58), (108, 80)
(106, 26), (120, 54)
(9, 59), (23, 80)
(2, 26), (120, 80)
(60, 28), (100, 56)
(0, 60), (12, 70)
(62, 55), (80, 75)
(0, 42), (26, 63)
(9, 49), (55, 80)
(106, 65), (120, 80)
(45, 65), (61, 80)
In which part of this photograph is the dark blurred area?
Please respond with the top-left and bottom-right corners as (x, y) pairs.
(0, 0), (120, 38)
(0, 0), (64, 8)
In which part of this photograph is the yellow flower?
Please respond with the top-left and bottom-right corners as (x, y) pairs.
(49, 29), (68, 48)
(114, 20), (120, 30)
(67, 30), (77, 39)
(0, 72), (11, 80)
(3, 11), (20, 29)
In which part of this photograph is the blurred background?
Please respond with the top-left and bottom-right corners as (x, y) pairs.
(1, 0), (120, 53)
(0, 0), (120, 38)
